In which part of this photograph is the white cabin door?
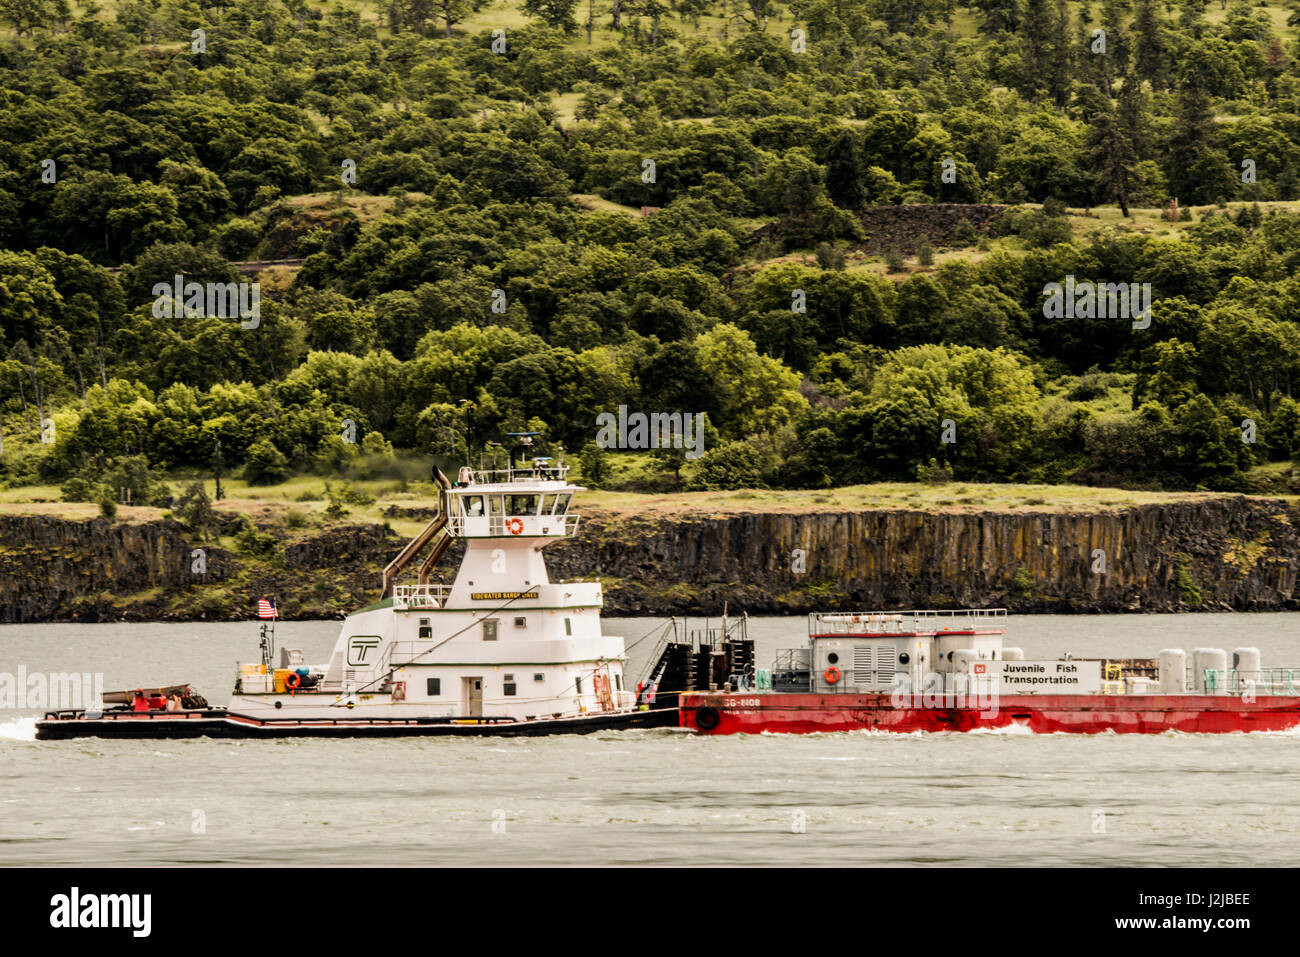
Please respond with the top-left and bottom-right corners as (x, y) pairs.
(464, 678), (482, 716)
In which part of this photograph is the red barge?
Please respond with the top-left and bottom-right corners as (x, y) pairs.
(678, 609), (1300, 735)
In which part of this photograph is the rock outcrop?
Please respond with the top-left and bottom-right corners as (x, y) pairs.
(856, 203), (1005, 253)
(1, 497), (1296, 621)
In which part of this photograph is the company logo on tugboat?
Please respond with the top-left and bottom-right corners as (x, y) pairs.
(347, 636), (381, 666)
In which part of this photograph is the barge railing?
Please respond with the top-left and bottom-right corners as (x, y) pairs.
(810, 608), (1008, 635)
(1201, 668), (1300, 696)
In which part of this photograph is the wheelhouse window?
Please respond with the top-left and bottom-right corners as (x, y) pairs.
(461, 495), (484, 518)
(552, 493), (571, 515)
(507, 494), (539, 516)
(483, 618), (499, 641)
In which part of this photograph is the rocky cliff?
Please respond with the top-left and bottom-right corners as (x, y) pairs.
(855, 203), (1005, 253)
(550, 499), (1300, 614)
(0, 496), (1296, 621)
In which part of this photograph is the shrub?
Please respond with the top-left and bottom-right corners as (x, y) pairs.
(914, 235), (933, 266)
(688, 441), (765, 490)
(244, 439), (292, 485)
(578, 442), (611, 487)
(916, 458), (953, 484)
(953, 218), (979, 245)
(815, 242), (846, 270)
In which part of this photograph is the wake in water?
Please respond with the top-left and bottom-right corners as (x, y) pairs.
(0, 717), (37, 741)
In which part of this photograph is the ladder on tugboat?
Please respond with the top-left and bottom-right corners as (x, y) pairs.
(381, 467), (454, 597)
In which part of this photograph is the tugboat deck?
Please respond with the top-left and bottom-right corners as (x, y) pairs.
(36, 707), (678, 739)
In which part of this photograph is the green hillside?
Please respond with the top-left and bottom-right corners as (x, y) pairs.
(1, 0), (1299, 513)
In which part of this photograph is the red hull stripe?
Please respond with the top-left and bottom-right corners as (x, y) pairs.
(808, 629), (1004, 639)
(680, 693), (1300, 735)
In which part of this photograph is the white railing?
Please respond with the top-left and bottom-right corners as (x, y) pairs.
(1201, 669), (1300, 696)
(447, 513), (580, 537)
(392, 584), (452, 609)
(811, 608), (1008, 634)
(460, 465), (570, 485)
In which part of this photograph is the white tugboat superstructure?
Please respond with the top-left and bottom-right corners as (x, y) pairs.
(34, 435), (684, 738)
(232, 436), (634, 724)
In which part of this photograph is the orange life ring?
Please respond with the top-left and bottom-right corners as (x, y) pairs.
(824, 666), (842, 684)
(285, 672), (301, 693)
(506, 517), (524, 535)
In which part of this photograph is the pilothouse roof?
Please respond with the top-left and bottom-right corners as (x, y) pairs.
(450, 432), (581, 491)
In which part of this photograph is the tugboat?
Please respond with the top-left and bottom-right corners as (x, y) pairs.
(681, 609), (1300, 735)
(37, 435), (687, 739)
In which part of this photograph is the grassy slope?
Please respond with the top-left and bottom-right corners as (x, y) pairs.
(2, 480), (1295, 533)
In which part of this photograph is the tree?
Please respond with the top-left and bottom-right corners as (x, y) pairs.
(47, 173), (186, 264)
(970, 0), (1020, 33)
(824, 130), (864, 209)
(174, 481), (217, 541)
(0, 0), (52, 36)
(1020, 0), (1071, 105)
(1085, 103), (1137, 216)
(523, 0), (578, 31)
(432, 0), (486, 36)
(1131, 0), (1168, 88)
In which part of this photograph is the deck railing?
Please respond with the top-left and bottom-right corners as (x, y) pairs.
(392, 584), (453, 609)
(1200, 668), (1300, 696)
(810, 608), (1008, 635)
(447, 513), (580, 537)
(461, 466), (570, 485)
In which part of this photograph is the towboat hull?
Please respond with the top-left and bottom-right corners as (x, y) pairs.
(36, 707), (678, 740)
(680, 692), (1300, 735)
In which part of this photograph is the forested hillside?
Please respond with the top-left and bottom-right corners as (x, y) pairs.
(2, 0), (1300, 506)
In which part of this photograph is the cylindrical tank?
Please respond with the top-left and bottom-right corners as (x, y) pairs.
(1159, 649), (1187, 693)
(951, 650), (978, 694)
(1002, 647), (1024, 661)
(1193, 648), (1228, 693)
(952, 650), (979, 669)
(1233, 647), (1261, 692)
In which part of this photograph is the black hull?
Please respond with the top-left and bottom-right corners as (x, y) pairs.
(35, 707), (680, 740)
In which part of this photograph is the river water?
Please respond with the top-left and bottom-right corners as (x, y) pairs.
(2, 613), (1299, 866)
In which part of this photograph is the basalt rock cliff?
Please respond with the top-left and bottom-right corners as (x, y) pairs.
(0, 496), (1296, 621)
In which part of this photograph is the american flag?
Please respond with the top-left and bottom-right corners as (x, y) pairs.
(257, 597), (277, 619)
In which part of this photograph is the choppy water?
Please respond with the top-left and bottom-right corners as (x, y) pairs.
(2, 614), (1299, 866)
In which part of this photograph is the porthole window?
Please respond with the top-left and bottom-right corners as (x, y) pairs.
(827, 652), (839, 664)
